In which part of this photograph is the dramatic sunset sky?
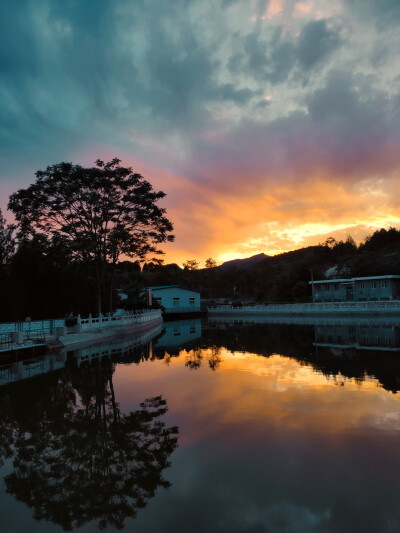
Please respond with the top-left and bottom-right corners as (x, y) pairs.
(1, 0), (400, 265)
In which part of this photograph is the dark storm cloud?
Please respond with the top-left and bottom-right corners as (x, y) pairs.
(297, 19), (342, 70)
(228, 29), (296, 84)
(227, 19), (342, 85)
(0, 0), (260, 170)
(347, 0), (400, 29)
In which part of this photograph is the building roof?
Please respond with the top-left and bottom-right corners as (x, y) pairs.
(309, 275), (400, 285)
(144, 285), (200, 294)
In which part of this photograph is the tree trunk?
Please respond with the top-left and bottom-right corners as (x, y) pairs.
(96, 264), (102, 316)
(97, 285), (102, 317)
(109, 267), (114, 315)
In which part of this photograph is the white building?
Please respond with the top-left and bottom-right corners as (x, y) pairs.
(146, 286), (201, 314)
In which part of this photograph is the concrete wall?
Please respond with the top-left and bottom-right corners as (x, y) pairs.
(208, 301), (400, 315)
(313, 283), (346, 302)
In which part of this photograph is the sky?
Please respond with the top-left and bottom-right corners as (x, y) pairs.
(1, 0), (400, 266)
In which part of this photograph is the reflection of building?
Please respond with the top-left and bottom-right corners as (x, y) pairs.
(310, 275), (400, 302)
(0, 323), (163, 387)
(314, 323), (400, 351)
(146, 286), (201, 316)
(155, 319), (202, 349)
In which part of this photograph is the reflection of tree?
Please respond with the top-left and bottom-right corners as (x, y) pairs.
(185, 348), (203, 370)
(0, 393), (16, 467)
(3, 359), (179, 531)
(208, 346), (222, 371)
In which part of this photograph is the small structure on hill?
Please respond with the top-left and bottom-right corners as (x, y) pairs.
(145, 286), (201, 317)
(309, 275), (400, 302)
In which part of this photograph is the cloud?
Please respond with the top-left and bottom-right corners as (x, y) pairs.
(1, 0), (400, 263)
(297, 19), (342, 70)
(347, 0), (400, 29)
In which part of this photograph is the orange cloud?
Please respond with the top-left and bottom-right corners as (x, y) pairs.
(265, 0), (285, 19)
(293, 1), (313, 18)
(158, 174), (400, 265)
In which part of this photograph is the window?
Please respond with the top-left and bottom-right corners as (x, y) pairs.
(360, 282), (365, 289)
(173, 297), (180, 308)
(173, 325), (180, 336)
(189, 297), (195, 307)
(334, 284), (339, 291)
(155, 297), (162, 303)
(325, 284), (330, 291)
(371, 281), (377, 289)
(382, 280), (387, 288)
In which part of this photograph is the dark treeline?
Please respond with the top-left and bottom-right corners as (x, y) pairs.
(118, 228), (400, 304)
(2, 206), (400, 321)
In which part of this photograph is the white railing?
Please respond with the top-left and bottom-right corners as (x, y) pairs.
(0, 318), (65, 336)
(77, 309), (162, 332)
(207, 301), (400, 314)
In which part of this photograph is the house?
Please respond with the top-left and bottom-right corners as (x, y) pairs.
(309, 275), (400, 302)
(145, 286), (201, 316)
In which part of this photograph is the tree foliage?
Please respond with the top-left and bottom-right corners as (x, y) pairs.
(182, 259), (199, 271)
(8, 158), (174, 313)
(205, 257), (217, 268)
(0, 208), (15, 266)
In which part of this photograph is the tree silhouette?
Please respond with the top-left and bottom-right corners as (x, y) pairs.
(3, 359), (179, 530)
(207, 345), (223, 371)
(205, 257), (217, 269)
(8, 159), (174, 314)
(185, 348), (203, 369)
(0, 208), (15, 266)
(182, 259), (199, 271)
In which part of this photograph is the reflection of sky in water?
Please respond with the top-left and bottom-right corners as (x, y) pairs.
(1, 320), (400, 532)
(116, 345), (400, 533)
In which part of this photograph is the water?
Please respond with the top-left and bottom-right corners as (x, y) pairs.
(1, 317), (400, 533)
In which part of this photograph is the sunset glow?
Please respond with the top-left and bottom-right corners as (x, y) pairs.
(1, 0), (400, 266)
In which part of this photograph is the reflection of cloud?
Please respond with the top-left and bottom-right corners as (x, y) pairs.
(114, 343), (400, 533)
(116, 349), (400, 441)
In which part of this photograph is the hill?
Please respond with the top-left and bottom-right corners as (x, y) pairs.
(219, 253), (269, 271)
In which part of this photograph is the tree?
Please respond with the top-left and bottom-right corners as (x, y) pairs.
(205, 257), (217, 268)
(0, 208), (15, 266)
(182, 259), (199, 271)
(8, 159), (174, 315)
(323, 236), (337, 249)
(2, 359), (179, 531)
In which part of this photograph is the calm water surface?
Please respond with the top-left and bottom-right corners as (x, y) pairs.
(1, 318), (400, 533)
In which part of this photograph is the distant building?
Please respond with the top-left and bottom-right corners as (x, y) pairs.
(145, 286), (201, 315)
(309, 275), (400, 302)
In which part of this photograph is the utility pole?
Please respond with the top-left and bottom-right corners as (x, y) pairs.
(311, 270), (315, 303)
